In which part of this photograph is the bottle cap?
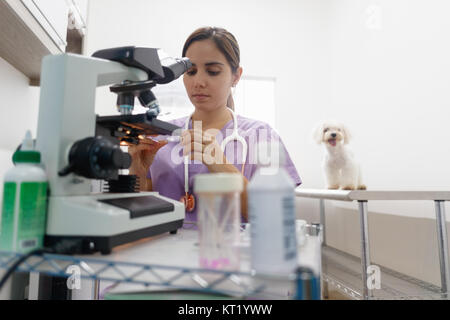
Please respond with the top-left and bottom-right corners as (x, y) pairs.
(12, 130), (40, 164)
(194, 173), (243, 193)
(13, 151), (40, 164)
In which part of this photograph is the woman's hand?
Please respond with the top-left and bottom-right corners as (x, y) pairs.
(181, 129), (227, 171)
(181, 128), (249, 219)
(127, 137), (168, 176)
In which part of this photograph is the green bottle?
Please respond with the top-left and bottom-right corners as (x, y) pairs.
(0, 131), (48, 253)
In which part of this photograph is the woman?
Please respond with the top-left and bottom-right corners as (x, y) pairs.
(128, 27), (301, 223)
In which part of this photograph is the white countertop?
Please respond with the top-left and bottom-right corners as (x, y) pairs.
(81, 224), (205, 269)
(295, 188), (450, 201)
(72, 222), (321, 299)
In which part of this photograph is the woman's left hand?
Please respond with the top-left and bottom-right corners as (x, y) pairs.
(181, 129), (227, 171)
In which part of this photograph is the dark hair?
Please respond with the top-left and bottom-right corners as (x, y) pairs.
(182, 27), (240, 109)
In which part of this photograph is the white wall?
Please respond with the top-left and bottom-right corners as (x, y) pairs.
(324, 0), (450, 217)
(0, 57), (40, 204)
(0, 57), (40, 300)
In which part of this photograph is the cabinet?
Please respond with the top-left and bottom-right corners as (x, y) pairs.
(21, 0), (69, 51)
(0, 0), (88, 86)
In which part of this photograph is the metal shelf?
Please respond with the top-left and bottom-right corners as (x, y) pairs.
(295, 190), (450, 299)
(322, 245), (447, 300)
(0, 250), (269, 298)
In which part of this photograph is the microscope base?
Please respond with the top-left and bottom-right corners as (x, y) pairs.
(44, 219), (184, 255)
(44, 192), (185, 254)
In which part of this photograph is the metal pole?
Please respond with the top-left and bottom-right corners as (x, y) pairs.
(92, 279), (100, 300)
(319, 199), (329, 299)
(320, 199), (326, 245)
(358, 201), (371, 300)
(434, 200), (450, 297)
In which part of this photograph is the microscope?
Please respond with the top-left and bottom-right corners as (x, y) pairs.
(36, 47), (190, 254)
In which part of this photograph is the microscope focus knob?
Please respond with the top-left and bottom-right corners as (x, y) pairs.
(97, 144), (131, 170)
(59, 136), (131, 180)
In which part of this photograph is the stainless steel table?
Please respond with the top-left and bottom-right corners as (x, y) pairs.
(295, 188), (450, 299)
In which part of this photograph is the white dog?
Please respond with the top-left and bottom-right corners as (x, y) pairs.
(313, 121), (366, 190)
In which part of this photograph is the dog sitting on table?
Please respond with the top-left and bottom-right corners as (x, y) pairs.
(313, 120), (366, 190)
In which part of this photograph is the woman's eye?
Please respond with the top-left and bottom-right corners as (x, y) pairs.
(186, 69), (197, 76)
(208, 70), (220, 76)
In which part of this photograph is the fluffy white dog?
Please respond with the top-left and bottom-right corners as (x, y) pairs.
(313, 121), (366, 190)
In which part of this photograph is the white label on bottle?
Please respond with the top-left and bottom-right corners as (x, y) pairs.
(282, 196), (297, 260)
(20, 238), (38, 249)
(249, 191), (297, 274)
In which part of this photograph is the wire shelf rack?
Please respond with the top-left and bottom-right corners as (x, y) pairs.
(0, 223), (323, 300)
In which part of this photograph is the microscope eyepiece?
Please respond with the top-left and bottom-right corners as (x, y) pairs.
(157, 57), (192, 84)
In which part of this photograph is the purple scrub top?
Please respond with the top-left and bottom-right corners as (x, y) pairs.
(147, 114), (302, 224)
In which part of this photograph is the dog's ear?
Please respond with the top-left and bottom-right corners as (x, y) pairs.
(312, 123), (324, 144)
(341, 124), (352, 144)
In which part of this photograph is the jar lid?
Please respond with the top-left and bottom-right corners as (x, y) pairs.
(194, 173), (243, 193)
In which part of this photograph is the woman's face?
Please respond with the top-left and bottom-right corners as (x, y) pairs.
(183, 39), (240, 112)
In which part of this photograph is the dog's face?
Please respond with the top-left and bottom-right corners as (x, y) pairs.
(313, 121), (351, 147)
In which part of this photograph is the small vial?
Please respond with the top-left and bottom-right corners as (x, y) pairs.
(194, 173), (243, 271)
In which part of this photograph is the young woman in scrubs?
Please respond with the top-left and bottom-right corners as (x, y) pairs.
(128, 27), (302, 223)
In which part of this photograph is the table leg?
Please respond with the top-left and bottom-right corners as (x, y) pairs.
(92, 279), (100, 300)
(319, 199), (329, 299)
(434, 200), (450, 297)
(320, 199), (326, 245)
(358, 200), (371, 300)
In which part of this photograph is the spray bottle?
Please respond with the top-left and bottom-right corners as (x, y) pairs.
(247, 140), (298, 275)
(0, 131), (48, 253)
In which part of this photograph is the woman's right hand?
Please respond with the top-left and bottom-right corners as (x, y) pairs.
(127, 137), (168, 176)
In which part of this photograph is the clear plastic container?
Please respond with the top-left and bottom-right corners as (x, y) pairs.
(194, 173), (243, 270)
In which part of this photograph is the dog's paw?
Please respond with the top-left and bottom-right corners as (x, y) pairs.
(327, 185), (340, 190)
(341, 185), (356, 190)
(358, 185), (367, 190)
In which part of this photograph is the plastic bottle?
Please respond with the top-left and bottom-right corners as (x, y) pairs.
(247, 141), (298, 275)
(0, 131), (48, 253)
